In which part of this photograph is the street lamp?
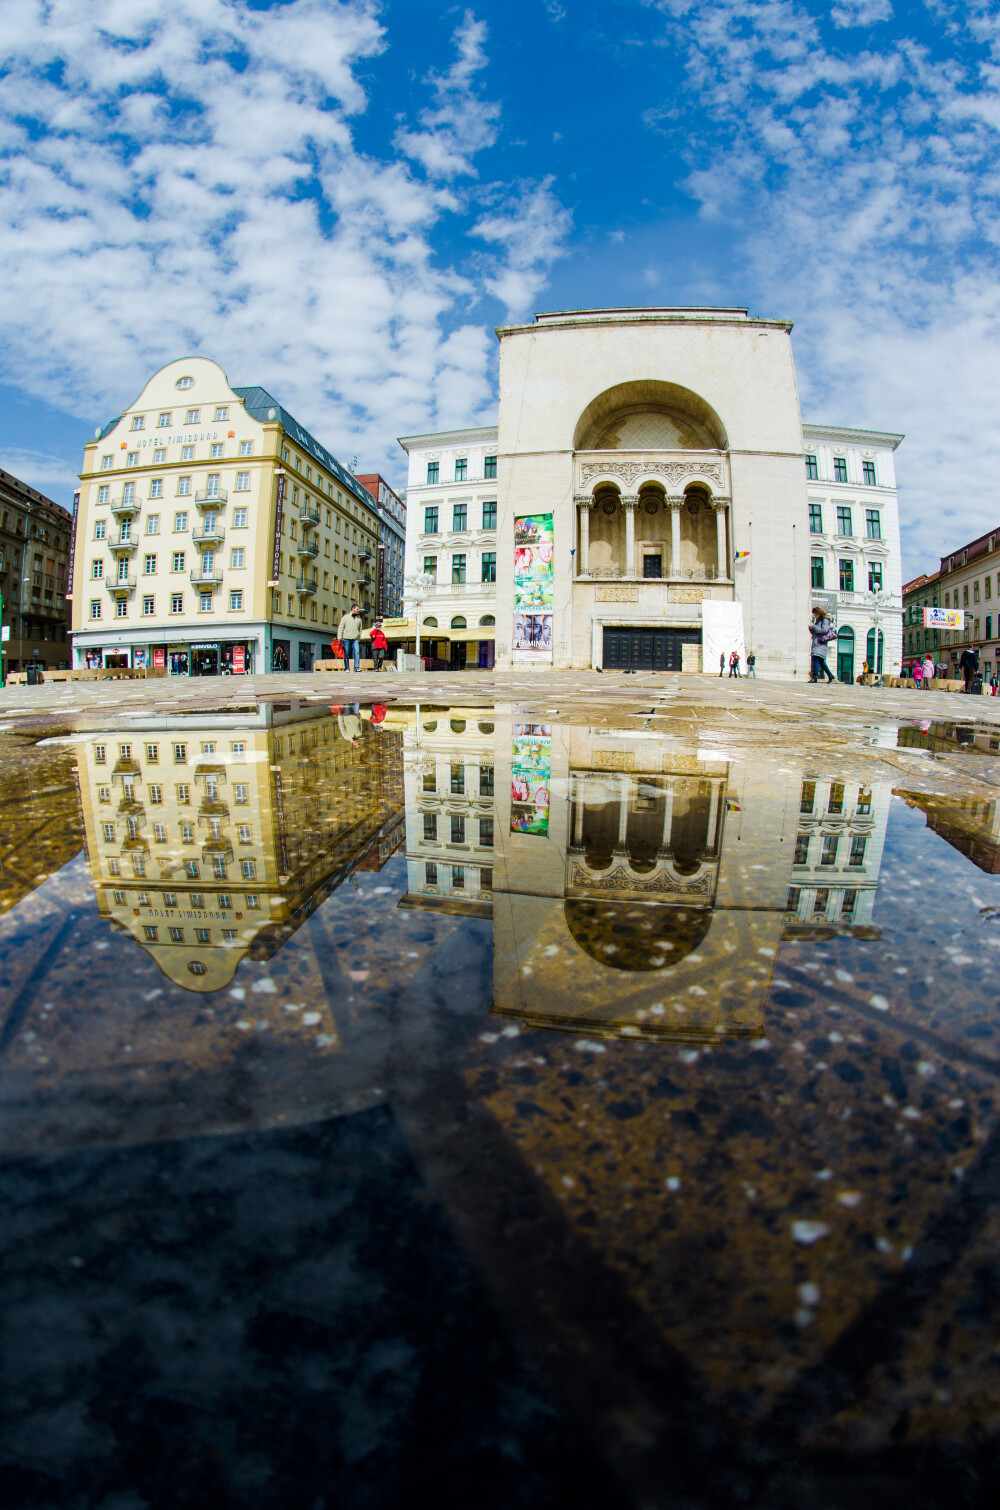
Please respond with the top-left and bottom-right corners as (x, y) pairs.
(404, 571), (433, 663)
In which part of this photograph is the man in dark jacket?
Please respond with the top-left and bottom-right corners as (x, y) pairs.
(959, 644), (980, 693)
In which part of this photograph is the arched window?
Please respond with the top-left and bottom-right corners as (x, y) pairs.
(450, 719), (466, 733)
(837, 625), (855, 684)
(450, 616), (467, 629)
(422, 616), (438, 627)
(479, 614), (495, 627)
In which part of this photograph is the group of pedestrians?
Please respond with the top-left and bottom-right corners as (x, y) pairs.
(334, 606), (390, 672)
(718, 650), (756, 678)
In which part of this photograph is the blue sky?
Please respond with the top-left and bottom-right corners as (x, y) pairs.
(1, 0), (997, 574)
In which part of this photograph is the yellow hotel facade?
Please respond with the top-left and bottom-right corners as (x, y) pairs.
(72, 357), (380, 674)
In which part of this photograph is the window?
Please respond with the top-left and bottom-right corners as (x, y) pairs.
(237, 823), (252, 844)
(181, 445), (194, 461)
(172, 551), (185, 571)
(839, 559), (854, 592)
(848, 835), (867, 867)
(452, 554), (466, 584)
(171, 593), (183, 613)
(480, 764), (495, 797)
(200, 591), (213, 612)
(482, 501), (497, 530)
(180, 821), (195, 843)
(451, 866), (466, 890)
(175, 784), (190, 806)
(239, 440), (253, 456)
(481, 551), (496, 583)
(484, 455), (497, 479)
(805, 454), (819, 479)
(834, 457), (848, 482)
(146, 515), (160, 534)
(235, 471), (250, 491)
(793, 834), (810, 865)
(828, 781), (844, 814)
(91, 559), (104, 579)
(101, 455), (113, 470)
(810, 557), (824, 589)
(97, 483), (110, 505)
(233, 783), (249, 804)
(451, 814), (466, 844)
(214, 406), (229, 421)
(963, 585), (970, 606)
(233, 508), (247, 528)
(423, 812), (437, 841)
(424, 506), (438, 534)
(143, 553), (156, 574)
(142, 595), (154, 615)
(231, 741), (245, 760)
(127, 451), (139, 466)
(808, 503), (823, 533)
(862, 460), (876, 485)
(102, 821), (116, 841)
(868, 562), (883, 592)
(423, 556), (437, 581)
(229, 590), (243, 611)
(185, 408), (199, 423)
(865, 509), (881, 540)
(988, 615), (994, 641)
(987, 577), (993, 600)
(210, 443), (223, 458)
(241, 859), (257, 880)
(820, 835), (839, 867)
(452, 503), (467, 531)
(479, 817), (494, 847)
(145, 783), (162, 805)
(130, 415), (144, 431)
(114, 598), (127, 618)
(426, 461), (439, 484)
(454, 458), (467, 481)
(177, 477), (191, 496)
(836, 506), (852, 535)
(230, 548), (244, 569)
(450, 762), (465, 795)
(424, 861), (438, 887)
(974, 580), (981, 603)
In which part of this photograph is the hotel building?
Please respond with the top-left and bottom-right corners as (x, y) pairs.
(72, 357), (381, 674)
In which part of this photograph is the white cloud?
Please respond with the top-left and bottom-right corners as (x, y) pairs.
(642, 0), (1000, 573)
(472, 177), (573, 317)
(0, 2), (570, 477)
(830, 0), (892, 26)
(0, 449), (81, 494)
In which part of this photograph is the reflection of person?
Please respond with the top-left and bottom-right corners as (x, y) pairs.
(338, 702), (362, 746)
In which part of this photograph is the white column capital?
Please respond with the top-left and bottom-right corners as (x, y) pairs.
(621, 494), (639, 509)
(573, 493), (592, 508)
(666, 494), (685, 509)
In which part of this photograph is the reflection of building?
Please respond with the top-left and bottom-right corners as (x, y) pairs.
(76, 706), (404, 990)
(354, 472), (407, 619)
(399, 708), (496, 916)
(785, 774), (891, 932)
(397, 427), (498, 669)
(0, 467), (73, 676)
(804, 423), (903, 681)
(72, 356), (382, 676)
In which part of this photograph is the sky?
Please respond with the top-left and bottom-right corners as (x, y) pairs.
(0, 0), (997, 576)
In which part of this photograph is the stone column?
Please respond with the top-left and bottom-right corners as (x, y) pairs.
(574, 495), (591, 576)
(659, 783), (675, 850)
(622, 495), (638, 576)
(667, 497), (684, 577)
(714, 497), (730, 579)
(617, 774), (631, 846)
(572, 775), (584, 847)
(705, 780), (721, 853)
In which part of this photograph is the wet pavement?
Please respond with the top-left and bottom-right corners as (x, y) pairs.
(2, 683), (1000, 1507)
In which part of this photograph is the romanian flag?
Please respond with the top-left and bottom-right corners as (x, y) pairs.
(734, 550), (751, 560)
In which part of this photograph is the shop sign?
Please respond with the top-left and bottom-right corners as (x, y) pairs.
(66, 490), (80, 593)
(191, 642), (219, 651)
(924, 607), (963, 629)
(232, 645), (245, 674)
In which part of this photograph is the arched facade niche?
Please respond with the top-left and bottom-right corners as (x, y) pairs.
(679, 485), (718, 580)
(568, 772), (725, 897)
(587, 483), (624, 578)
(574, 380), (729, 452)
(634, 482), (670, 579)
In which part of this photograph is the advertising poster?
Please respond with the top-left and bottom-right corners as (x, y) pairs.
(152, 647), (166, 668)
(510, 723), (552, 835)
(233, 645), (246, 674)
(924, 606), (964, 630)
(513, 514), (554, 661)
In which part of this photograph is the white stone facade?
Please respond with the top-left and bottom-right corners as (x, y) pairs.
(397, 426), (498, 668)
(803, 423), (904, 680)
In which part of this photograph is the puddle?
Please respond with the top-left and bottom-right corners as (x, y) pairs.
(2, 699), (1000, 1506)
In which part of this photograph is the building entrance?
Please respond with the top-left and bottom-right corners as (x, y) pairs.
(191, 645), (219, 677)
(602, 626), (700, 672)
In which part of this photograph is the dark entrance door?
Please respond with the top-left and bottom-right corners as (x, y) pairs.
(643, 554), (662, 579)
(602, 627), (700, 672)
(450, 639), (468, 670)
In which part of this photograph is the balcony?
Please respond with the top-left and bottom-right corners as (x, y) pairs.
(107, 535), (137, 554)
(194, 763), (227, 784)
(357, 574), (373, 588)
(105, 575), (136, 595)
(189, 566), (223, 586)
(110, 495), (141, 516)
(201, 840), (234, 864)
(195, 489), (228, 506)
(191, 524), (225, 546)
(299, 504), (320, 525)
(111, 758), (141, 783)
(295, 537), (319, 558)
(359, 547), (373, 562)
(296, 576), (317, 595)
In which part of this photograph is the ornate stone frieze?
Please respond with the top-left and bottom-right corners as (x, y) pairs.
(595, 585), (638, 602)
(591, 748), (636, 768)
(570, 862), (714, 896)
(580, 460), (725, 486)
(621, 494), (639, 508)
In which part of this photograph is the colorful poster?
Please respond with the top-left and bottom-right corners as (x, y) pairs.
(152, 647), (166, 668)
(232, 645), (246, 674)
(513, 514), (553, 662)
(924, 606), (963, 630)
(510, 723), (552, 835)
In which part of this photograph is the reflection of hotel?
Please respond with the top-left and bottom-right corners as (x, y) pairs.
(785, 774), (892, 931)
(399, 708), (496, 917)
(76, 706), (404, 990)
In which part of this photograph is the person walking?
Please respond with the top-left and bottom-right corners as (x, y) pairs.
(809, 607), (836, 683)
(959, 643), (980, 693)
(719, 652), (725, 678)
(922, 653), (934, 685)
(912, 659), (923, 688)
(746, 651), (756, 678)
(369, 620), (388, 672)
(338, 604), (363, 673)
(728, 650), (741, 677)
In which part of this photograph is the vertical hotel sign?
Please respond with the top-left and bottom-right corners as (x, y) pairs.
(66, 489), (80, 594)
(271, 471), (286, 583)
(512, 514), (554, 661)
(377, 544), (386, 616)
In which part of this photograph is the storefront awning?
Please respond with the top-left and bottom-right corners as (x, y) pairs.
(446, 628), (495, 642)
